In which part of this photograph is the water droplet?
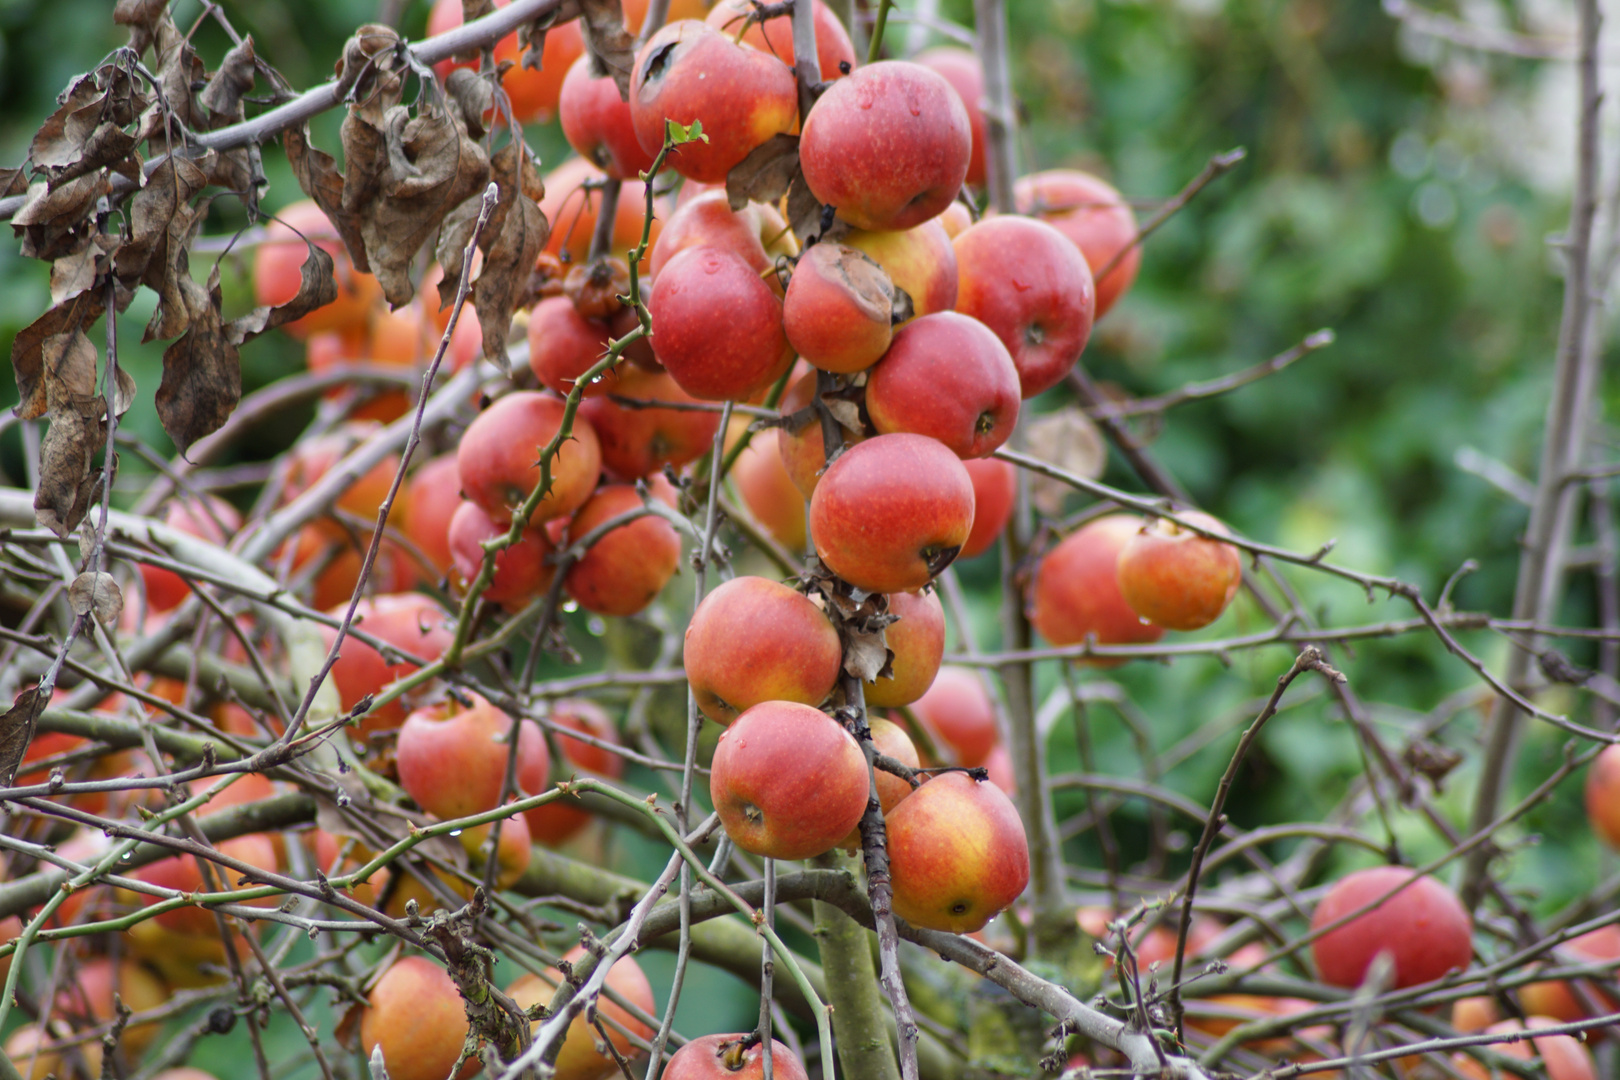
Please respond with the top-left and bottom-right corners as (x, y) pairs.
(449, 829), (463, 837)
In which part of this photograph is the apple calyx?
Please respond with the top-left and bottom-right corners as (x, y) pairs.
(921, 544), (961, 578)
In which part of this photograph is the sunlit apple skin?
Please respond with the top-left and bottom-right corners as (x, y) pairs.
(1311, 866), (1472, 990)
(527, 296), (621, 398)
(865, 311), (1021, 458)
(800, 61), (972, 232)
(579, 367), (720, 480)
(509, 947), (655, 1080)
(458, 391), (603, 524)
(650, 189), (797, 285)
(887, 771), (1029, 933)
(403, 454), (462, 577)
(1116, 510), (1243, 631)
(650, 245), (794, 401)
(1029, 514), (1165, 663)
(706, 0), (856, 82)
(777, 370), (865, 498)
(559, 55), (657, 181)
(396, 693), (550, 821)
(909, 665), (999, 766)
(783, 242), (894, 374)
(254, 199), (380, 340)
(631, 20), (800, 184)
(953, 215), (1096, 399)
(1015, 169), (1140, 318)
(563, 483), (683, 616)
(810, 434), (975, 594)
(865, 590), (946, 708)
(1584, 745), (1620, 849)
(666, 1033), (811, 1080)
(844, 220), (958, 322)
(1452, 1018), (1597, 1080)
(1520, 926), (1620, 1023)
(140, 495), (241, 612)
(960, 457), (1016, 559)
(914, 48), (986, 187)
(542, 158), (665, 272)
(360, 956), (477, 1080)
(684, 576), (843, 725)
(448, 499), (557, 608)
(711, 700), (870, 860)
(526, 699), (625, 846)
(839, 715), (921, 849)
(733, 428), (807, 551)
(321, 593), (456, 738)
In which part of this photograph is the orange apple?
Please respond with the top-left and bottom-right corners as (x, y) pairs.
(684, 576), (843, 724)
(1115, 510), (1243, 631)
(886, 771), (1030, 933)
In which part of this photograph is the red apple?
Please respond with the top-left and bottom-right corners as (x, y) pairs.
(139, 494), (242, 612)
(800, 61), (972, 232)
(865, 311), (1021, 458)
(650, 189), (796, 285)
(457, 391), (603, 523)
(705, 0), (856, 82)
(886, 771), (1029, 933)
(1014, 169), (1140, 318)
(321, 593), (456, 739)
(1520, 926), (1620, 1022)
(666, 1034), (809, 1080)
(403, 454), (463, 577)
(580, 367), (722, 479)
(526, 699), (625, 847)
(559, 54), (658, 181)
(684, 576), (843, 725)
(132, 832), (283, 935)
(396, 692), (550, 820)
(650, 245), (793, 401)
(562, 483), (683, 616)
(840, 715), (921, 849)
(732, 427), (807, 551)
(1453, 1018), (1596, 1080)
(845, 220), (959, 321)
(865, 589), (946, 709)
(914, 48), (986, 187)
(1028, 514), (1166, 662)
(448, 498), (557, 608)
(983, 743), (1015, 797)
(630, 20), (799, 184)
(1588, 745), (1620, 849)
(276, 421), (403, 534)
(909, 665), (999, 767)
(783, 242), (894, 374)
(1115, 510), (1243, 631)
(809, 433), (975, 593)
(508, 947), (655, 1080)
(953, 215), (1096, 399)
(527, 296), (621, 398)
(360, 956), (477, 1080)
(1311, 866), (1472, 989)
(961, 457), (1016, 559)
(711, 700), (870, 860)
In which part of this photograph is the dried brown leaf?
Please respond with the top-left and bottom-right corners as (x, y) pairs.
(822, 396), (863, 436)
(156, 266), (240, 455)
(0, 168), (27, 199)
(136, 10), (208, 144)
(579, 0), (635, 100)
(29, 69), (142, 186)
(113, 156), (208, 340)
(14, 173), (109, 262)
(1025, 406), (1106, 517)
(113, 0), (170, 54)
(200, 36), (257, 123)
(474, 145), (547, 370)
(519, 7), (562, 72)
(227, 241), (338, 344)
(342, 25), (410, 130)
(434, 197), (481, 313)
(36, 405), (111, 537)
(10, 295), (105, 420)
(69, 571), (125, 627)
(0, 686), (45, 788)
(726, 134), (799, 212)
(842, 626), (894, 683)
(444, 68), (492, 141)
(285, 125), (368, 270)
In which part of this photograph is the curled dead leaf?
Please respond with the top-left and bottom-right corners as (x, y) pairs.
(0, 685), (46, 788)
(69, 571), (124, 627)
(579, 0), (635, 100)
(156, 265), (240, 456)
(725, 134), (799, 213)
(200, 36), (258, 124)
(474, 147), (548, 369)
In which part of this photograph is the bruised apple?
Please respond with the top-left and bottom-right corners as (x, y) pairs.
(1028, 514), (1165, 662)
(782, 242), (894, 374)
(711, 700), (870, 860)
(864, 311), (1021, 459)
(809, 434), (975, 594)
(886, 771), (1030, 933)
(457, 391), (602, 523)
(845, 221), (959, 321)
(864, 589), (946, 709)
(684, 576), (842, 724)
(1115, 511), (1243, 631)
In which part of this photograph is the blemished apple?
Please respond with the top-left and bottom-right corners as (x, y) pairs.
(581, 366), (722, 480)
(395, 692), (550, 821)
(705, 0), (855, 82)
(732, 427), (808, 551)
(508, 947), (655, 1080)
(1310, 866), (1472, 989)
(650, 245), (794, 401)
(1452, 1018), (1597, 1080)
(1115, 510), (1243, 631)
(402, 454), (462, 577)
(783, 242), (895, 374)
(864, 311), (1022, 459)
(650, 189), (797, 285)
(684, 576), (843, 724)
(527, 296), (619, 398)
(711, 700), (870, 860)
(800, 61), (972, 232)
(448, 499), (557, 609)
(886, 771), (1030, 933)
(953, 215), (1096, 399)
(1028, 514), (1166, 662)
(665, 1033), (810, 1080)
(1014, 169), (1141, 318)
(864, 589), (946, 709)
(559, 54), (657, 181)
(809, 433), (976, 594)
(457, 390), (603, 524)
(960, 456), (1016, 559)
(526, 698), (626, 846)
(914, 47), (987, 187)
(562, 483), (683, 616)
(909, 664), (999, 767)
(845, 220), (959, 321)
(360, 956), (477, 1080)
(630, 20), (799, 184)
(776, 370), (865, 498)
(1585, 744), (1620, 849)
(320, 593), (456, 739)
